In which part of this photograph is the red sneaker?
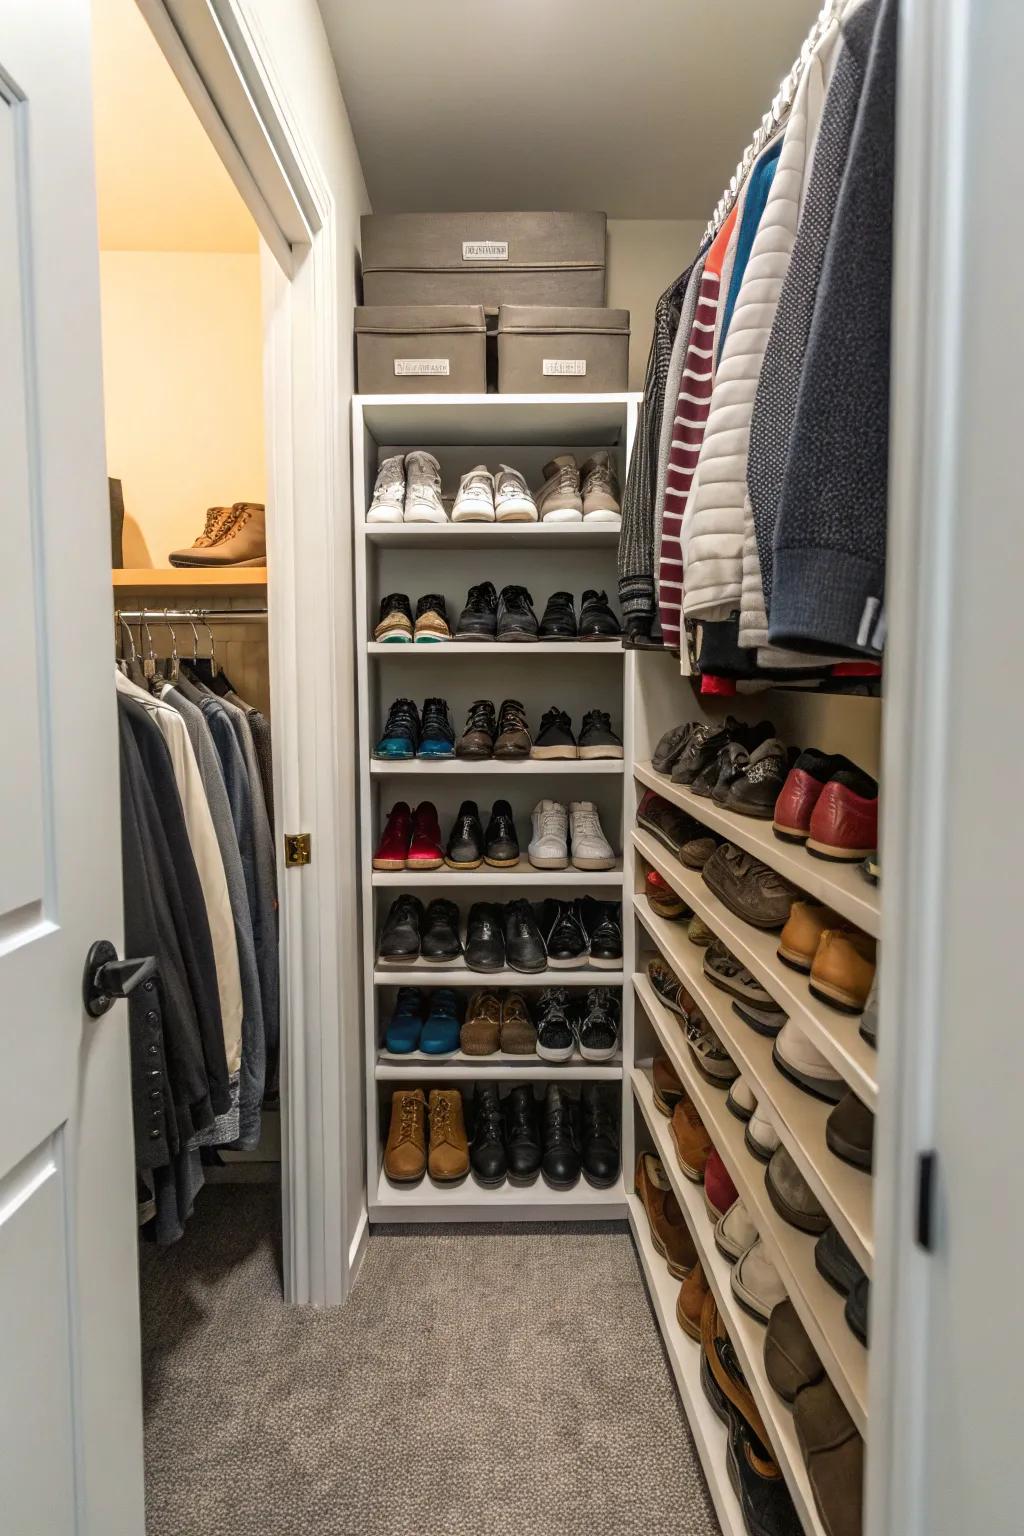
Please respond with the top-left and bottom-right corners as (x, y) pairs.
(645, 866), (688, 919)
(373, 801), (412, 870)
(773, 749), (853, 843)
(703, 1148), (739, 1220)
(807, 769), (878, 862)
(408, 801), (444, 870)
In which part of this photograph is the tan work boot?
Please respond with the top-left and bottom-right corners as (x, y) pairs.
(579, 450), (621, 523)
(188, 502), (267, 566)
(383, 1088), (427, 1182)
(427, 1089), (469, 1182)
(168, 505), (237, 567)
(535, 455), (582, 522)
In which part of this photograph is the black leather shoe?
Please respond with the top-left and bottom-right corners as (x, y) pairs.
(538, 590), (577, 640)
(455, 581), (498, 641)
(726, 1406), (801, 1536)
(504, 1085), (541, 1185)
(470, 1084), (507, 1187)
(578, 1082), (620, 1187)
(845, 1275), (870, 1345)
(497, 584), (539, 642)
(542, 1083), (580, 1189)
(445, 800), (484, 869)
(378, 894), (424, 963)
(541, 899), (589, 968)
(420, 898), (462, 963)
(670, 718), (740, 785)
(503, 899), (547, 973)
(576, 988), (621, 1061)
(578, 588), (622, 642)
(484, 799), (519, 867)
(464, 902), (505, 972)
(579, 898), (622, 968)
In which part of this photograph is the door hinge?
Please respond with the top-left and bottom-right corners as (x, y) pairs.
(284, 832), (312, 867)
(915, 1150), (937, 1251)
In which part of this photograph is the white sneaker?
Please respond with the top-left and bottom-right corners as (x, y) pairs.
(403, 451), (447, 523)
(568, 801), (614, 870)
(451, 464), (495, 522)
(366, 453), (406, 523)
(745, 1103), (781, 1162)
(494, 464), (538, 522)
(528, 800), (569, 869)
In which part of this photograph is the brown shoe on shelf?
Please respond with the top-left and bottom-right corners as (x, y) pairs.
(676, 1259), (710, 1339)
(499, 991), (537, 1055)
(764, 1299), (824, 1403)
(809, 929), (877, 1014)
(777, 899), (848, 973)
(634, 1153), (698, 1279)
(687, 914), (716, 947)
(702, 842), (799, 931)
(168, 505), (236, 567)
(427, 1089), (469, 1182)
(493, 698), (532, 759)
(671, 1094), (713, 1182)
(460, 990), (501, 1055)
(794, 1376), (864, 1536)
(652, 1055), (684, 1116)
(171, 501), (267, 567)
(383, 1088), (427, 1182)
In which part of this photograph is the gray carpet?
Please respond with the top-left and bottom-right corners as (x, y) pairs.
(139, 1186), (718, 1536)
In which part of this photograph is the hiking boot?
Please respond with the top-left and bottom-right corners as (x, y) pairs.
(496, 584), (539, 642)
(169, 504), (237, 565)
(366, 454), (406, 523)
(454, 582), (497, 641)
(579, 450), (621, 523)
(457, 699), (497, 759)
(383, 1088), (427, 1181)
(403, 450), (446, 523)
(469, 1084), (506, 1186)
(427, 1089), (469, 1181)
(374, 592), (414, 644)
(493, 698), (532, 759)
(413, 593), (450, 643)
(536, 454), (582, 522)
(451, 464), (495, 522)
(494, 463), (538, 521)
(180, 502), (266, 566)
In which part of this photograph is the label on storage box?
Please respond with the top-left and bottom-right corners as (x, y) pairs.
(462, 240), (508, 261)
(394, 358), (451, 376)
(543, 358), (587, 376)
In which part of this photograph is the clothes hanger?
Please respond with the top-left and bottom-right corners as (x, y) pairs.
(164, 610), (180, 684)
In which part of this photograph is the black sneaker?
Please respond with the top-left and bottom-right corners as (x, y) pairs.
(445, 800), (484, 869)
(578, 709), (623, 760)
(579, 897), (622, 969)
(464, 902), (505, 972)
(578, 1082), (620, 1185)
(535, 987), (575, 1062)
(497, 584), (539, 642)
(530, 706), (577, 760)
(704, 742), (747, 803)
(670, 718), (740, 785)
(504, 1085), (542, 1185)
(373, 697), (420, 760)
(420, 898), (462, 963)
(578, 589), (622, 642)
(725, 738), (791, 819)
(378, 894), (424, 963)
(413, 593), (451, 643)
(541, 1083), (580, 1190)
(541, 899), (589, 968)
(538, 590), (577, 640)
(373, 592), (414, 644)
(469, 1084), (507, 1187)
(417, 697), (455, 760)
(503, 899), (547, 973)
(455, 581), (498, 641)
(456, 699), (496, 760)
(576, 989), (620, 1062)
(484, 799), (519, 868)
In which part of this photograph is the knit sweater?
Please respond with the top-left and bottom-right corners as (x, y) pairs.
(651, 250), (708, 625)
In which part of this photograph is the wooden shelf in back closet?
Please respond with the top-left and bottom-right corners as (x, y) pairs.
(112, 568), (268, 595)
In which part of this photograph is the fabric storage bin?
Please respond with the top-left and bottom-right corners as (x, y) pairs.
(496, 305), (630, 393)
(361, 212), (606, 310)
(355, 305), (487, 393)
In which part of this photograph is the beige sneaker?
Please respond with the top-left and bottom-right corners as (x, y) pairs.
(536, 455), (582, 522)
(173, 502), (267, 566)
(580, 450), (621, 523)
(168, 505), (238, 566)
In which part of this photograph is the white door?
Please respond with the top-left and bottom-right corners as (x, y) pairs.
(0, 3), (146, 1533)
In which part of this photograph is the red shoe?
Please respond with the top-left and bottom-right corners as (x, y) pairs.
(408, 801), (444, 870)
(703, 1148), (738, 1220)
(807, 769), (878, 862)
(773, 749), (853, 843)
(645, 867), (688, 919)
(373, 801), (411, 870)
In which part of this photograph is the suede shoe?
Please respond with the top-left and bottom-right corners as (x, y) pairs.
(378, 894), (424, 964)
(578, 588), (622, 641)
(461, 989), (502, 1054)
(652, 720), (696, 775)
(531, 706), (577, 760)
(652, 1055), (684, 1116)
(420, 898), (462, 964)
(408, 801), (444, 870)
(579, 897), (622, 969)
(445, 800), (485, 869)
(456, 699), (497, 759)
(809, 929), (876, 1013)
(578, 709), (623, 759)
(635, 1154), (697, 1277)
(427, 1088), (469, 1182)
(536, 454), (582, 521)
(645, 867), (689, 919)
(484, 799), (519, 867)
(541, 899), (589, 967)
(454, 581), (498, 641)
(765, 1300), (824, 1403)
(373, 801), (412, 870)
(702, 843), (798, 930)
(374, 697), (420, 760)
(794, 1377), (864, 1536)
(538, 590), (577, 640)
(373, 591), (414, 644)
(578, 1082), (620, 1187)
(542, 1084), (580, 1190)
(493, 698), (532, 759)
(417, 697), (455, 760)
(671, 1094), (713, 1181)
(688, 915), (716, 947)
(826, 1091), (875, 1171)
(496, 584), (539, 642)
(384, 987), (423, 1054)
(469, 1084), (507, 1187)
(420, 989), (461, 1054)
(579, 450), (621, 523)
(766, 1144), (829, 1234)
(499, 991), (536, 1055)
(503, 899), (546, 973)
(413, 593), (450, 644)
(807, 766), (879, 862)
(383, 1088), (427, 1182)
(676, 1259), (710, 1339)
(504, 1085), (542, 1184)
(464, 903), (504, 973)
(636, 789), (704, 857)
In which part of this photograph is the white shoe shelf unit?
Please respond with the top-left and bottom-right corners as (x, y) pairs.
(624, 649), (881, 1535)
(354, 392), (640, 1224)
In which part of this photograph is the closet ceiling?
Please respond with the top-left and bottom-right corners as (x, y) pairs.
(318, 0), (821, 217)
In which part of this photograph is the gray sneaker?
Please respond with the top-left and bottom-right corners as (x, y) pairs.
(366, 453), (406, 523)
(702, 842), (799, 931)
(536, 455), (582, 522)
(580, 449), (621, 523)
(494, 464), (538, 522)
(404, 450), (446, 523)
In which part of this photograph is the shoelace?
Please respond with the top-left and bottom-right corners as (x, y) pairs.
(555, 463), (578, 493)
(385, 699), (419, 732)
(376, 460), (404, 491)
(538, 707), (571, 736)
(582, 462), (613, 491)
(498, 699), (528, 730)
(539, 806), (566, 840)
(221, 507), (254, 541)
(496, 469), (529, 498)
(422, 699), (453, 734)
(431, 1096), (453, 1141)
(582, 709), (613, 733)
(199, 505), (235, 541)
(572, 807), (603, 841)
(461, 472), (492, 498)
(464, 699), (496, 732)
(397, 1096), (422, 1144)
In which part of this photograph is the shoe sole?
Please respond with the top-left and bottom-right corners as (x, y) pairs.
(471, 1171), (506, 1188)
(806, 838), (875, 862)
(587, 954), (623, 970)
(724, 800), (775, 820)
(404, 507), (447, 524)
(415, 752), (456, 762)
(714, 1230), (745, 1264)
(825, 1127), (873, 1171)
(703, 963), (773, 1007)
(578, 745), (623, 759)
(365, 508), (404, 524)
(413, 636), (450, 645)
(457, 748), (496, 760)
(582, 511), (621, 524)
(731, 1000), (786, 1038)
(636, 813), (682, 856)
(542, 1171), (581, 1192)
(729, 1282), (773, 1325)
(536, 1041), (574, 1063)
(464, 958), (506, 973)
(484, 855), (521, 868)
(765, 1171), (830, 1235)
(725, 1094), (754, 1124)
(419, 953), (464, 966)
(377, 954), (422, 967)
(495, 506), (538, 522)
(540, 510), (583, 524)
(451, 508), (495, 522)
(445, 856), (483, 870)
(808, 978), (869, 1014)
(649, 901), (687, 919)
(673, 1147), (705, 1183)
(771, 1043), (845, 1104)
(776, 944), (814, 974)
(459, 1037), (500, 1056)
(373, 634), (413, 644)
(429, 1168), (470, 1185)
(454, 633), (495, 642)
(372, 858), (407, 871)
(578, 634), (623, 643)
(529, 854), (570, 870)
(384, 1169), (426, 1184)
(530, 745), (578, 760)
(578, 1043), (619, 1061)
(497, 632), (539, 643)
(546, 953), (590, 968)
(676, 1302), (702, 1341)
(506, 1169), (541, 1188)
(508, 958), (547, 973)
(407, 858), (445, 871)
(582, 1168), (619, 1189)
(702, 1189), (729, 1224)
(814, 1248), (859, 1298)
(651, 1089), (682, 1117)
(773, 821), (810, 844)
(570, 855), (616, 870)
(744, 1126), (776, 1163)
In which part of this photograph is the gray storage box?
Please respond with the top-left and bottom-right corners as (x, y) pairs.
(355, 304), (487, 394)
(497, 305), (630, 393)
(361, 212), (606, 310)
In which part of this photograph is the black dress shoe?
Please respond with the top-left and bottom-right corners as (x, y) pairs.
(484, 799), (519, 867)
(378, 894), (424, 963)
(538, 590), (577, 640)
(497, 584), (539, 642)
(845, 1275), (870, 1344)
(542, 1083), (580, 1189)
(420, 898), (462, 963)
(726, 1406), (801, 1536)
(541, 899), (589, 968)
(504, 1085), (541, 1185)
(578, 588), (622, 641)
(503, 900), (547, 973)
(579, 897), (622, 968)
(445, 799), (484, 869)
(470, 1084), (507, 1186)
(455, 580), (498, 641)
(464, 902), (505, 972)
(578, 1082), (620, 1187)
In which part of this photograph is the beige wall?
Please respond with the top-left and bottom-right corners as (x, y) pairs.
(607, 218), (705, 388)
(100, 250), (265, 567)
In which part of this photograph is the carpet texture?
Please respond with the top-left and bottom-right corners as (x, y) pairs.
(140, 1187), (718, 1536)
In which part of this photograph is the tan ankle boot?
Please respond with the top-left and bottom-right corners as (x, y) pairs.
(168, 505), (237, 567)
(383, 1088), (427, 1182)
(178, 502), (266, 567)
(427, 1089), (469, 1182)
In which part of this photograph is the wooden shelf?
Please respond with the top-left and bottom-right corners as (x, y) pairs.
(635, 762), (880, 938)
(368, 640), (623, 655)
(633, 1065), (828, 1536)
(370, 758), (624, 777)
(633, 830), (878, 1111)
(634, 897), (874, 1277)
(370, 1166), (626, 1223)
(371, 859), (624, 887)
(363, 524), (621, 549)
(112, 567), (268, 594)
(633, 972), (869, 1434)
(375, 1049), (622, 1079)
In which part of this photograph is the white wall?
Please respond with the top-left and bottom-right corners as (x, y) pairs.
(606, 218), (705, 388)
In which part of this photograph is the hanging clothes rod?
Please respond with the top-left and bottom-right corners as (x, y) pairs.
(114, 607), (268, 623)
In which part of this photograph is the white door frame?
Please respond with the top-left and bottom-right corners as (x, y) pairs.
(135, 0), (364, 1305)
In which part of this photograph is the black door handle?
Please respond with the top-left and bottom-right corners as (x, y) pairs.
(82, 940), (157, 1018)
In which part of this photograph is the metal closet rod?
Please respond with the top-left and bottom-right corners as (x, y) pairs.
(114, 607), (268, 623)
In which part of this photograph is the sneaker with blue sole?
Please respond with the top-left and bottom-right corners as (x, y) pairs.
(417, 697), (456, 760)
(374, 698), (420, 760)
(420, 989), (462, 1054)
(384, 987), (424, 1053)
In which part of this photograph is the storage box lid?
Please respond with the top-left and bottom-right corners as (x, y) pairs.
(496, 304), (630, 336)
(361, 212), (606, 275)
(354, 304), (487, 336)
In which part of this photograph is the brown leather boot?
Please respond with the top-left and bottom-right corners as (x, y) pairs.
(428, 1089), (469, 1181)
(634, 1153), (697, 1279)
(809, 929), (876, 1013)
(168, 505), (236, 567)
(176, 502), (267, 567)
(671, 1094), (713, 1182)
(383, 1088), (427, 1182)
(676, 1259), (709, 1339)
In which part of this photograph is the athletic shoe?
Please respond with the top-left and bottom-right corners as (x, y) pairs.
(373, 698), (420, 760)
(403, 450), (446, 522)
(569, 801), (615, 869)
(531, 707), (577, 760)
(578, 709), (623, 759)
(366, 453), (406, 523)
(579, 450), (621, 524)
(536, 455), (582, 522)
(494, 464), (538, 522)
(576, 988), (620, 1061)
(535, 988), (575, 1062)
(528, 800), (569, 869)
(451, 464), (495, 522)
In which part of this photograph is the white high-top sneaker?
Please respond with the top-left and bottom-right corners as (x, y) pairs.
(451, 465), (495, 522)
(366, 454), (406, 522)
(568, 801), (615, 870)
(528, 800), (569, 869)
(403, 451), (447, 523)
(494, 464), (538, 522)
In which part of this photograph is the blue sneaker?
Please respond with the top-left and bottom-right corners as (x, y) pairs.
(417, 697), (456, 760)
(420, 988), (462, 1054)
(374, 698), (420, 760)
(384, 987), (424, 1053)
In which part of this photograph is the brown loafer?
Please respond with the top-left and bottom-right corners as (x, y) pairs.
(460, 990), (501, 1055)
(671, 1095), (713, 1182)
(634, 1153), (697, 1278)
(675, 1259), (709, 1339)
(764, 1299), (824, 1402)
(777, 899), (848, 972)
(809, 929), (877, 1013)
(652, 1055), (684, 1116)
